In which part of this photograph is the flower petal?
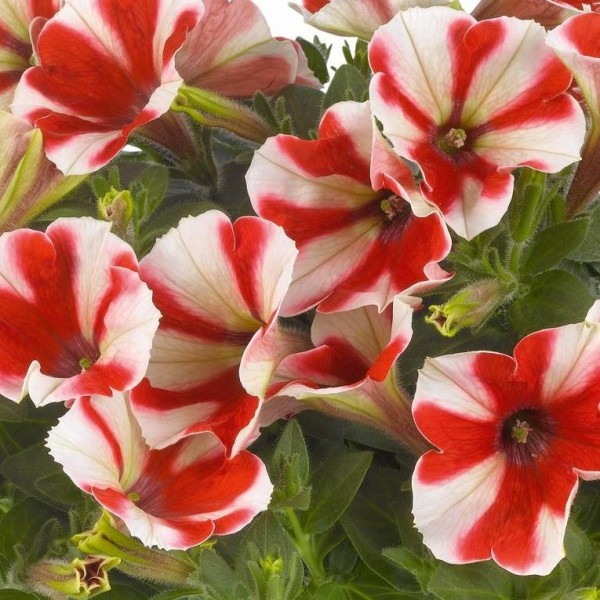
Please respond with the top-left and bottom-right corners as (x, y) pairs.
(47, 393), (273, 550)
(12, 0), (202, 174)
(0, 217), (160, 405)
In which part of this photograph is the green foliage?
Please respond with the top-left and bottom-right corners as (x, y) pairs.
(521, 217), (590, 274)
(323, 65), (369, 110)
(508, 269), (594, 336)
(296, 37), (330, 84)
(300, 448), (372, 535)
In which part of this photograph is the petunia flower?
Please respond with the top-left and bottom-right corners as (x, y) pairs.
(270, 296), (428, 455)
(176, 0), (319, 99)
(246, 100), (451, 316)
(46, 392), (273, 550)
(0, 111), (85, 232)
(369, 6), (586, 239)
(0, 0), (61, 109)
(129, 210), (301, 456)
(291, 0), (449, 40)
(0, 217), (161, 406)
(11, 0), (203, 175)
(547, 12), (600, 215)
(412, 301), (600, 575)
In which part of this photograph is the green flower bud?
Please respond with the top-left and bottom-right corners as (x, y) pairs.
(73, 511), (194, 585)
(27, 556), (119, 599)
(426, 279), (505, 337)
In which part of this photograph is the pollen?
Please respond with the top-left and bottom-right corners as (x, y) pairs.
(511, 419), (533, 444)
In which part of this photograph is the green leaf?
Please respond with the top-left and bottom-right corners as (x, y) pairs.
(569, 202), (600, 262)
(301, 449), (372, 534)
(278, 86), (324, 139)
(132, 164), (170, 223)
(315, 582), (350, 600)
(1, 443), (81, 508)
(0, 498), (55, 576)
(270, 419), (310, 506)
(426, 561), (514, 600)
(149, 590), (206, 600)
(342, 469), (422, 592)
(323, 65), (368, 110)
(0, 421), (49, 464)
(521, 217), (590, 274)
(347, 565), (420, 600)
(296, 37), (330, 84)
(0, 591), (41, 600)
(190, 550), (246, 599)
(509, 269), (594, 336)
(96, 581), (153, 600)
(0, 397), (38, 422)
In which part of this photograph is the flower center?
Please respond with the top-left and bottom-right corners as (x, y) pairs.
(499, 408), (554, 466)
(380, 194), (408, 222)
(437, 127), (467, 155)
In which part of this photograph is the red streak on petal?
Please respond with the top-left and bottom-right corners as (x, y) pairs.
(81, 397), (124, 476)
(457, 460), (575, 571)
(0, 25), (30, 58)
(414, 403), (496, 483)
(0, 231), (93, 380)
(277, 133), (371, 183)
(450, 19), (504, 119)
(303, 0), (329, 12)
(229, 217), (268, 325)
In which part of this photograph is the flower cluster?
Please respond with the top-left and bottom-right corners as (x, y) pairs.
(3, 0), (600, 595)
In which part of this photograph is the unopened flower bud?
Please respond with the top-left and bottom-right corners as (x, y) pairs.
(27, 556), (119, 599)
(426, 279), (505, 337)
(98, 188), (134, 238)
(73, 511), (194, 585)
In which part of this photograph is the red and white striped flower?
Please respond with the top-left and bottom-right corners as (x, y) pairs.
(412, 301), (600, 575)
(176, 0), (319, 99)
(270, 297), (427, 454)
(11, 0), (203, 175)
(0, 217), (160, 406)
(246, 101), (451, 316)
(547, 13), (600, 214)
(369, 6), (586, 239)
(0, 0), (60, 109)
(47, 392), (273, 550)
(293, 0), (449, 39)
(129, 211), (299, 456)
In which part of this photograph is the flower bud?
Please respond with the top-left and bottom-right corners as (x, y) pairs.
(426, 279), (505, 337)
(97, 188), (134, 238)
(27, 556), (119, 599)
(72, 511), (194, 585)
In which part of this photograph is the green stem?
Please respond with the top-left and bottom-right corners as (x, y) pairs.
(509, 241), (524, 274)
(283, 508), (326, 586)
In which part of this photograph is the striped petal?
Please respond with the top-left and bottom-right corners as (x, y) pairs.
(295, 0), (449, 39)
(370, 6), (586, 239)
(47, 393), (273, 550)
(12, 0), (203, 174)
(273, 297), (426, 451)
(129, 211), (297, 454)
(176, 0), (317, 98)
(0, 0), (60, 109)
(0, 217), (160, 405)
(247, 101), (451, 315)
(412, 311), (600, 574)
